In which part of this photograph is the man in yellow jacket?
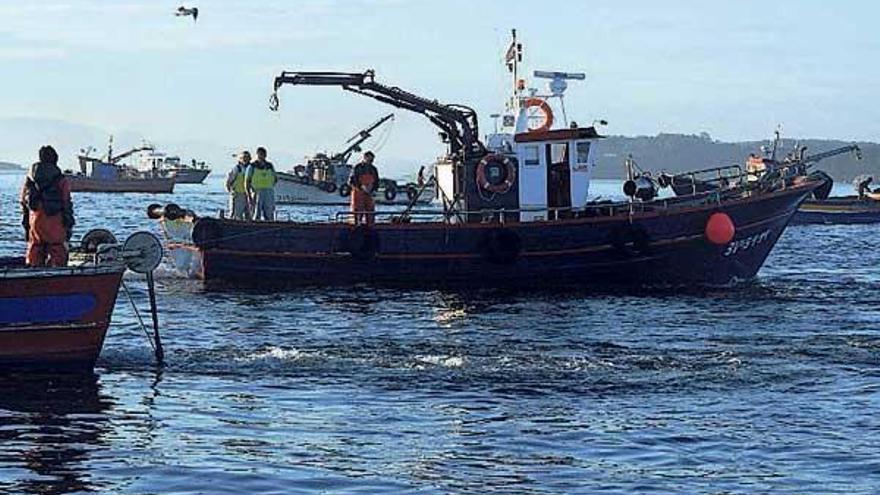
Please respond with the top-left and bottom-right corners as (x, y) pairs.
(245, 147), (277, 221)
(226, 150), (251, 220)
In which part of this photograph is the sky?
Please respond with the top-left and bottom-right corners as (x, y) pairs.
(1, 0), (878, 172)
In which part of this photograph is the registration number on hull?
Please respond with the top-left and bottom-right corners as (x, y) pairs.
(724, 229), (771, 257)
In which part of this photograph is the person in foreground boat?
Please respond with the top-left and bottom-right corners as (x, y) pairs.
(226, 150), (251, 220)
(246, 147), (277, 221)
(20, 146), (75, 267)
(349, 150), (379, 226)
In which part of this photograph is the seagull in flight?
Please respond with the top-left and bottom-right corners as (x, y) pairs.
(176, 6), (199, 22)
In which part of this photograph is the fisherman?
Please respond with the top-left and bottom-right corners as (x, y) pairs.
(246, 146), (277, 221)
(349, 150), (380, 226)
(746, 153), (766, 182)
(857, 176), (874, 200)
(226, 150), (251, 220)
(20, 145), (75, 267)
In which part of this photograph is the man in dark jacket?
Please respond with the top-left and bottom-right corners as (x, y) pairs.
(348, 151), (379, 226)
(20, 146), (75, 267)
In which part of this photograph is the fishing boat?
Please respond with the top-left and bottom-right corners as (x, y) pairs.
(792, 173), (880, 225)
(66, 138), (175, 193)
(275, 114), (433, 206)
(0, 230), (163, 370)
(135, 149), (212, 184)
(149, 31), (826, 289)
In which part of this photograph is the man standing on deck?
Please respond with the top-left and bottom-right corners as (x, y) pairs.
(226, 150), (251, 220)
(246, 147), (277, 221)
(349, 150), (379, 226)
(20, 145), (75, 267)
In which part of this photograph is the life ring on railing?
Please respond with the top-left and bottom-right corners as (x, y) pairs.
(476, 154), (517, 194)
(339, 183), (352, 197)
(523, 97), (554, 133)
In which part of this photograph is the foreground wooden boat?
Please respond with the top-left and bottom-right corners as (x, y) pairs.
(0, 261), (124, 369)
(151, 32), (826, 289)
(0, 231), (163, 370)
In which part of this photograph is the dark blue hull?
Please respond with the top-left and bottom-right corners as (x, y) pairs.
(792, 197), (880, 225)
(164, 184), (815, 289)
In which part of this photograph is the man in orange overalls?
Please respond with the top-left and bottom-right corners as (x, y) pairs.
(20, 146), (75, 267)
(348, 151), (379, 226)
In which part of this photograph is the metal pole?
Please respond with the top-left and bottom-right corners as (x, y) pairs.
(146, 271), (164, 365)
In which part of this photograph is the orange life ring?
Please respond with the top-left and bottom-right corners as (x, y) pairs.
(523, 97), (554, 133)
(476, 154), (516, 194)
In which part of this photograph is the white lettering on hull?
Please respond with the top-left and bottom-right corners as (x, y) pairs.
(723, 230), (771, 257)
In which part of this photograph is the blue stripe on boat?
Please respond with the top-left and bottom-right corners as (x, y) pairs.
(0, 294), (98, 325)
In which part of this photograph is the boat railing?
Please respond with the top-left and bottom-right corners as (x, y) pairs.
(332, 188), (729, 225)
(664, 164), (746, 196)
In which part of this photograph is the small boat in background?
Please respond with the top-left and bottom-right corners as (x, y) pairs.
(0, 230), (164, 371)
(134, 149), (212, 184)
(793, 174), (880, 225)
(66, 137), (175, 193)
(275, 113), (433, 206)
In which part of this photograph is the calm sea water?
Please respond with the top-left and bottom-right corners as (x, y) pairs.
(1, 171), (878, 494)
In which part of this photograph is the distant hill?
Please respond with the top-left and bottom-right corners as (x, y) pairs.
(596, 133), (877, 182)
(0, 161), (23, 172)
(0, 118), (875, 183)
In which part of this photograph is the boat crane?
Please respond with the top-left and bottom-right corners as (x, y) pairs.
(270, 70), (486, 161)
(788, 144), (862, 166)
(335, 113), (395, 163)
(109, 144), (156, 164)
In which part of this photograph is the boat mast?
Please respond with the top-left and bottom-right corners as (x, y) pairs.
(506, 29), (524, 112)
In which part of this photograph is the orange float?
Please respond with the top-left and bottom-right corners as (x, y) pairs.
(705, 212), (736, 245)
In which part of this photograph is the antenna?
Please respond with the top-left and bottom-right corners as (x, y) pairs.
(533, 71), (586, 126)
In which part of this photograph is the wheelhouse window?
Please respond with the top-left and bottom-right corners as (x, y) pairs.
(523, 145), (540, 166)
(576, 141), (591, 164)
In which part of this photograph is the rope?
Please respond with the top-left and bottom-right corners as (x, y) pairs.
(122, 280), (157, 353)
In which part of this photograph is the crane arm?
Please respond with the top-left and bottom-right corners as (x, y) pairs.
(110, 145), (155, 164)
(271, 70), (484, 160)
(797, 144), (862, 166)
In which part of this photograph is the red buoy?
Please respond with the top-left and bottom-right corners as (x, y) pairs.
(705, 212), (735, 245)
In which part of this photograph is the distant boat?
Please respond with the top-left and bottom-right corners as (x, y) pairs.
(0, 161), (24, 173)
(66, 139), (175, 193)
(133, 149), (212, 184)
(275, 114), (433, 206)
(792, 174), (880, 225)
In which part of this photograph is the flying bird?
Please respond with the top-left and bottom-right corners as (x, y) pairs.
(175, 6), (199, 22)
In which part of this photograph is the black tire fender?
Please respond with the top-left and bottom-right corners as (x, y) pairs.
(192, 217), (223, 249)
(482, 228), (522, 265)
(345, 225), (379, 261)
(384, 185), (397, 202)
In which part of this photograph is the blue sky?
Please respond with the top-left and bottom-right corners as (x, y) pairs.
(1, 0), (877, 169)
